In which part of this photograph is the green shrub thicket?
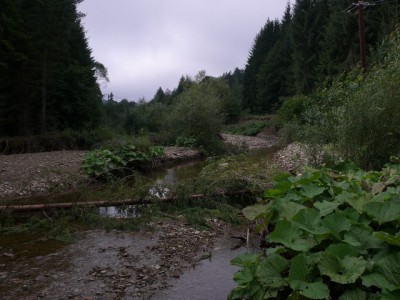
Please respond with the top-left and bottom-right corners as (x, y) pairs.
(224, 120), (267, 137)
(168, 73), (230, 154)
(277, 27), (400, 169)
(81, 135), (164, 180)
(230, 163), (400, 299)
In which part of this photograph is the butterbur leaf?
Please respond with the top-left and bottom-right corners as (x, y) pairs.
(373, 231), (400, 247)
(371, 252), (400, 291)
(318, 254), (366, 284)
(233, 267), (256, 286)
(266, 246), (285, 256)
(269, 220), (317, 252)
(345, 194), (374, 214)
(289, 280), (330, 300)
(381, 290), (400, 300)
(276, 200), (306, 220)
(289, 254), (311, 282)
(364, 198), (400, 225)
(231, 253), (260, 268)
(314, 200), (340, 216)
(338, 289), (367, 300)
(292, 208), (327, 235)
(362, 272), (397, 291)
(256, 254), (289, 289)
(343, 225), (383, 250)
(321, 212), (351, 239)
(325, 243), (359, 259)
(300, 183), (327, 199)
(228, 287), (246, 300)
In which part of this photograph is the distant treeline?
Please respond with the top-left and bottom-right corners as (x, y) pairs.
(1, 0), (399, 139)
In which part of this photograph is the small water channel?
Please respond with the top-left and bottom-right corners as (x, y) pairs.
(1, 146), (278, 299)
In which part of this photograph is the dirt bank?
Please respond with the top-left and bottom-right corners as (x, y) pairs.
(0, 147), (202, 199)
(0, 134), (279, 199)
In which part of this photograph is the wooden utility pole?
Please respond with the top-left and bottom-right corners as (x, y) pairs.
(358, 1), (367, 70)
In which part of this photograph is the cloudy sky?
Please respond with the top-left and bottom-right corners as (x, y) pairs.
(78, 0), (291, 101)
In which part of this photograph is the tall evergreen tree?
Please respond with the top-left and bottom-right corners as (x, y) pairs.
(242, 19), (282, 113)
(0, 0), (103, 136)
(291, 0), (329, 94)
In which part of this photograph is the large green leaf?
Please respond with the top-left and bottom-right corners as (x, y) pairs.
(269, 220), (317, 252)
(325, 243), (359, 259)
(318, 254), (366, 284)
(289, 254), (309, 282)
(300, 183), (327, 199)
(321, 212), (352, 239)
(334, 191), (355, 204)
(292, 208), (327, 235)
(231, 253), (260, 268)
(256, 254), (289, 289)
(373, 231), (400, 247)
(364, 198), (400, 225)
(343, 225), (383, 250)
(277, 200), (307, 220)
(381, 290), (400, 300)
(369, 252), (400, 291)
(362, 272), (397, 291)
(314, 200), (341, 216)
(233, 267), (256, 286)
(345, 194), (374, 214)
(289, 280), (330, 300)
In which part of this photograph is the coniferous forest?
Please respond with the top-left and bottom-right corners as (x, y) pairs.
(0, 0), (104, 136)
(0, 0), (399, 154)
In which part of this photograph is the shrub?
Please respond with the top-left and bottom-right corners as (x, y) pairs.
(81, 141), (164, 180)
(168, 72), (226, 154)
(337, 29), (400, 169)
(224, 120), (267, 137)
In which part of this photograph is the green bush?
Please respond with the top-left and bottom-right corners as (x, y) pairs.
(168, 72), (226, 154)
(230, 163), (400, 299)
(224, 120), (267, 137)
(337, 29), (400, 169)
(282, 27), (400, 169)
(81, 141), (164, 180)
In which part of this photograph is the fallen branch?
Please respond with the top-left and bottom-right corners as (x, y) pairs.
(0, 189), (256, 212)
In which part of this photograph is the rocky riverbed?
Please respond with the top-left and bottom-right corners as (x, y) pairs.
(0, 219), (247, 300)
(0, 135), (312, 299)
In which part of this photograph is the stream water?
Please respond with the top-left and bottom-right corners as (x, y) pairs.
(1, 146), (278, 299)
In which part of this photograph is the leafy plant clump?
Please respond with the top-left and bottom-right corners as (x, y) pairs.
(224, 120), (267, 137)
(230, 163), (400, 299)
(82, 144), (164, 180)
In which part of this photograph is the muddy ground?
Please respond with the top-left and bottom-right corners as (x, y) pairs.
(0, 219), (248, 300)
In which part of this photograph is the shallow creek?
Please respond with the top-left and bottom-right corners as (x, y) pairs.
(0, 147), (277, 299)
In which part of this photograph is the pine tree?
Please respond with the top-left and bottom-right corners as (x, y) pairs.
(0, 0), (103, 136)
(291, 0), (329, 94)
(242, 19), (282, 113)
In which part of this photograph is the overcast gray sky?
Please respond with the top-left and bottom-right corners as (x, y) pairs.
(78, 0), (290, 101)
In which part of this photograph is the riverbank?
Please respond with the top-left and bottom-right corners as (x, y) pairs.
(0, 134), (281, 199)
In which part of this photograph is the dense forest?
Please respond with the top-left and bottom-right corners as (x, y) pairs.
(0, 0), (105, 136)
(1, 0), (399, 147)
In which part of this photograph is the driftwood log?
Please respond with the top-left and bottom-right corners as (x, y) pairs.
(0, 190), (255, 212)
